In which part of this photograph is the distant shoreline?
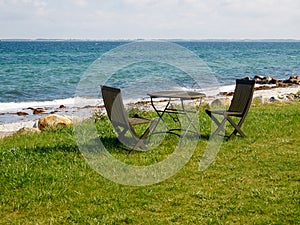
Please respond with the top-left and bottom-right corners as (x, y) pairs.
(1, 39), (300, 42)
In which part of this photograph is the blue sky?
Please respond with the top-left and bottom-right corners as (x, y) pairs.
(1, 0), (300, 39)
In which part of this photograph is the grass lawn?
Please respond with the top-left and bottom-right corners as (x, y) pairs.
(0, 101), (299, 224)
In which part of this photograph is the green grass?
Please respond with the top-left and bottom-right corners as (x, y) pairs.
(1, 102), (299, 224)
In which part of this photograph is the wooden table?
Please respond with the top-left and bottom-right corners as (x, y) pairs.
(148, 90), (206, 140)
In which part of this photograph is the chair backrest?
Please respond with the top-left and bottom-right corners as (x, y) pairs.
(228, 79), (255, 114)
(101, 85), (130, 127)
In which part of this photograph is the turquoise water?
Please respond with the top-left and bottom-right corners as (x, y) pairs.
(1, 40), (300, 103)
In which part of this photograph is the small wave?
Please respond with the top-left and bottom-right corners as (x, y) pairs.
(0, 97), (103, 113)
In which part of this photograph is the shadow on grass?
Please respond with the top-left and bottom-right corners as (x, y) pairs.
(99, 136), (131, 154)
(32, 143), (80, 153)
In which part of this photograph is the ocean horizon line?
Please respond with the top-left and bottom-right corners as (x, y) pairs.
(1, 38), (300, 42)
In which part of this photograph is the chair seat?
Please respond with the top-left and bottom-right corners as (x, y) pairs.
(206, 109), (243, 117)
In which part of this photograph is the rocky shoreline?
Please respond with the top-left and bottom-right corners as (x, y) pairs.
(254, 75), (300, 86)
(220, 75), (300, 96)
(0, 76), (299, 139)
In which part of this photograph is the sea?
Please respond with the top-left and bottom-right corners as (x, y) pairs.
(1, 40), (300, 125)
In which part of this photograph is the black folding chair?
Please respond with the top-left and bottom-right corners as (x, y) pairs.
(101, 85), (157, 153)
(206, 79), (255, 139)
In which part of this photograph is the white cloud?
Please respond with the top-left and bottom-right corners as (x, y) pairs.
(72, 0), (88, 7)
(0, 0), (48, 19)
(0, 0), (300, 39)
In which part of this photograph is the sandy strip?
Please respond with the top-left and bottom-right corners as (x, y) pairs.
(0, 121), (38, 139)
(0, 132), (14, 139)
(253, 85), (300, 101)
(0, 120), (37, 132)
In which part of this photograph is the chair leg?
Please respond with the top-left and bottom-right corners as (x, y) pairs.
(129, 120), (158, 154)
(212, 117), (227, 136)
(130, 139), (147, 154)
(206, 110), (221, 127)
(206, 110), (226, 136)
(227, 117), (246, 139)
(206, 110), (249, 140)
(129, 132), (147, 154)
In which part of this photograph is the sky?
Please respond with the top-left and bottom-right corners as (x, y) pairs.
(1, 0), (300, 40)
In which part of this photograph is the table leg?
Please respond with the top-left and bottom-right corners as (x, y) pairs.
(150, 97), (171, 132)
(180, 99), (201, 141)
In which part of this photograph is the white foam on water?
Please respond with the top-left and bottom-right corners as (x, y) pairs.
(0, 97), (104, 129)
(0, 97), (103, 113)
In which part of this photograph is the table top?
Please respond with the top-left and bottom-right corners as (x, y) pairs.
(148, 90), (206, 100)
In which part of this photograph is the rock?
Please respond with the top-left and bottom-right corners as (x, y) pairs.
(270, 78), (279, 85)
(210, 98), (231, 109)
(283, 76), (300, 84)
(253, 96), (265, 104)
(254, 75), (278, 85)
(253, 75), (299, 86)
(219, 91), (234, 96)
(293, 76), (300, 84)
(254, 75), (265, 83)
(17, 111), (29, 116)
(38, 114), (72, 130)
(269, 97), (278, 102)
(254, 85), (272, 91)
(277, 94), (284, 100)
(254, 75), (264, 80)
(50, 110), (59, 114)
(277, 82), (290, 87)
(265, 76), (272, 82)
(33, 108), (45, 115)
(286, 94), (295, 100)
